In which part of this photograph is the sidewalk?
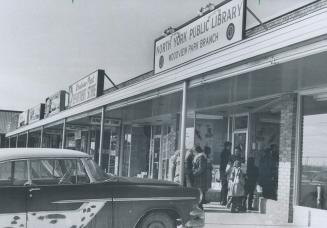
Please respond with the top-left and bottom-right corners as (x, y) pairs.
(203, 203), (310, 228)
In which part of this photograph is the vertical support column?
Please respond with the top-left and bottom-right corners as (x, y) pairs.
(16, 135), (18, 148)
(293, 94), (302, 206)
(265, 94), (297, 223)
(128, 127), (133, 177)
(8, 137), (11, 148)
(227, 116), (231, 142)
(119, 123), (124, 176)
(40, 126), (44, 148)
(98, 106), (105, 167)
(179, 81), (188, 185)
(26, 131), (29, 148)
(62, 119), (66, 149)
(87, 129), (91, 154)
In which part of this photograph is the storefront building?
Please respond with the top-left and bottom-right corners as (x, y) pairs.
(5, 0), (327, 225)
(0, 110), (21, 148)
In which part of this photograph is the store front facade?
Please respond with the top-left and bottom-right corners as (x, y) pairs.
(5, 0), (327, 225)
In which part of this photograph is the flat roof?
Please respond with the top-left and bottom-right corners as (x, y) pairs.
(0, 148), (89, 162)
(5, 2), (327, 137)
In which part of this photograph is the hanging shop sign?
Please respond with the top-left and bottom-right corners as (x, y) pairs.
(154, 0), (246, 73)
(44, 90), (66, 118)
(90, 117), (121, 127)
(17, 110), (29, 128)
(69, 70), (105, 107)
(28, 104), (45, 124)
(65, 125), (89, 132)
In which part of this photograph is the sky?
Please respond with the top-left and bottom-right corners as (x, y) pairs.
(0, 0), (315, 111)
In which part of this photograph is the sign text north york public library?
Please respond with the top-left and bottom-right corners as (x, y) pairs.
(154, 0), (245, 73)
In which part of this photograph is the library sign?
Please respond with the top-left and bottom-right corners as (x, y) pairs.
(154, 0), (245, 74)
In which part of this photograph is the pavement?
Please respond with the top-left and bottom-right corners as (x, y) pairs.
(202, 203), (310, 228)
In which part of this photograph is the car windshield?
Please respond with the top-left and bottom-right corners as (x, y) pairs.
(85, 158), (115, 182)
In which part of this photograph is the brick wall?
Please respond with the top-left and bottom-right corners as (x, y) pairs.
(266, 94), (297, 223)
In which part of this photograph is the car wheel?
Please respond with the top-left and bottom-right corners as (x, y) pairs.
(138, 212), (176, 228)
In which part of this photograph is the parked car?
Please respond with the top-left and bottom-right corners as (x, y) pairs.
(0, 148), (204, 228)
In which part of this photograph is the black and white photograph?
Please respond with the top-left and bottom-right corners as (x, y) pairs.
(0, 0), (327, 227)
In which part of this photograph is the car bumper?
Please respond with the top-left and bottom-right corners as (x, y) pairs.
(184, 205), (205, 228)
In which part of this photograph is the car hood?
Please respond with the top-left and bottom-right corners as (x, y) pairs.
(116, 176), (180, 186)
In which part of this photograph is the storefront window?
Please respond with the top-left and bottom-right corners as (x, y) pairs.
(43, 122), (63, 148)
(17, 133), (27, 148)
(121, 125), (131, 176)
(9, 136), (17, 148)
(300, 95), (327, 210)
(118, 91), (182, 180)
(65, 108), (122, 175)
(28, 129), (42, 148)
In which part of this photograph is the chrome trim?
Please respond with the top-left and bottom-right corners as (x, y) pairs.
(53, 196), (196, 204)
(114, 197), (196, 202)
(53, 198), (112, 204)
(28, 188), (41, 192)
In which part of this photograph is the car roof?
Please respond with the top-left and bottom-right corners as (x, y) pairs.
(0, 148), (90, 162)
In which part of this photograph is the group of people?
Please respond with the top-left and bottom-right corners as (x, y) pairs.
(220, 141), (279, 213)
(169, 141), (278, 212)
(169, 145), (213, 208)
(220, 141), (259, 213)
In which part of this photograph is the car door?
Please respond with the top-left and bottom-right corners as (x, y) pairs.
(26, 158), (114, 228)
(0, 160), (28, 228)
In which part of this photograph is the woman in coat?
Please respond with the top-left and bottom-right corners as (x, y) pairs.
(192, 146), (208, 209)
(229, 160), (245, 213)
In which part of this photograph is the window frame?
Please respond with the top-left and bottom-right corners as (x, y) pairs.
(28, 157), (92, 186)
(0, 157), (96, 187)
(296, 90), (327, 210)
(0, 159), (30, 187)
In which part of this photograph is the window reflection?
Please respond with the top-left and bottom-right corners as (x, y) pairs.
(300, 96), (327, 210)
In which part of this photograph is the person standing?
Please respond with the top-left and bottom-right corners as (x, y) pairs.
(169, 150), (180, 182)
(229, 160), (245, 213)
(220, 141), (232, 205)
(184, 148), (195, 187)
(270, 144), (279, 200)
(204, 146), (213, 191)
(244, 157), (259, 210)
(258, 148), (274, 199)
(169, 149), (194, 187)
(192, 145), (208, 209)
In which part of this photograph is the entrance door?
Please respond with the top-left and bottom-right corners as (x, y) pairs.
(0, 160), (28, 227)
(149, 126), (162, 179)
(231, 114), (249, 163)
(150, 136), (161, 179)
(232, 131), (247, 163)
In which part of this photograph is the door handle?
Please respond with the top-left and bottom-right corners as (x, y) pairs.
(29, 188), (40, 192)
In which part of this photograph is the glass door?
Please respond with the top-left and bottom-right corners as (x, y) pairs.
(149, 126), (161, 179)
(231, 114), (249, 164)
